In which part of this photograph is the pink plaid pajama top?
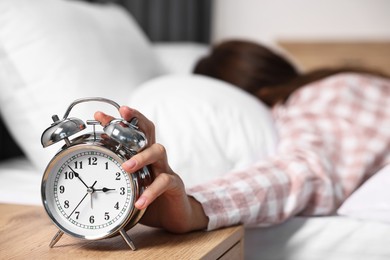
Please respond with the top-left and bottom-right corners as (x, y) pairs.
(187, 73), (390, 230)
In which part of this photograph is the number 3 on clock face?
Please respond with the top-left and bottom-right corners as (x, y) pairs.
(42, 146), (137, 240)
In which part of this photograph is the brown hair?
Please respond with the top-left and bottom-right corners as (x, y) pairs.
(194, 40), (299, 100)
(194, 40), (389, 107)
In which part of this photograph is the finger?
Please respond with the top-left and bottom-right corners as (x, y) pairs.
(94, 111), (115, 126)
(119, 106), (148, 122)
(119, 106), (155, 142)
(134, 173), (178, 209)
(122, 143), (169, 173)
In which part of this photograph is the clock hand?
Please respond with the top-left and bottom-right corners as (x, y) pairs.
(94, 187), (116, 192)
(88, 181), (98, 209)
(68, 166), (88, 188)
(68, 192), (88, 219)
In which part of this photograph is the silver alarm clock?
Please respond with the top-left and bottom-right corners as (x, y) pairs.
(41, 97), (153, 250)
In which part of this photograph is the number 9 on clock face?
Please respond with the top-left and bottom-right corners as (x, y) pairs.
(42, 145), (138, 240)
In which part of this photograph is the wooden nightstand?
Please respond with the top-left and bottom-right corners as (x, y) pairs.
(0, 204), (244, 259)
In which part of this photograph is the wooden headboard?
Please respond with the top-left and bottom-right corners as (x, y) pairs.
(279, 41), (390, 76)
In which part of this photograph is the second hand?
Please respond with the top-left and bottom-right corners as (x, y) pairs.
(68, 193), (88, 219)
(88, 181), (97, 209)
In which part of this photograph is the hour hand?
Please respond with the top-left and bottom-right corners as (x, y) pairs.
(95, 187), (116, 192)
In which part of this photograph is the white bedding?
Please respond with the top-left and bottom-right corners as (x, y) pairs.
(245, 216), (390, 260)
(0, 157), (41, 205)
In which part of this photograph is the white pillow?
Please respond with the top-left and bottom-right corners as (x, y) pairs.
(0, 0), (163, 172)
(153, 43), (209, 74)
(338, 164), (390, 223)
(128, 74), (278, 186)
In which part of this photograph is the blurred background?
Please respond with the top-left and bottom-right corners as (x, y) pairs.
(1, 0), (390, 159)
(212, 0), (390, 44)
(90, 0), (390, 73)
(86, 0), (390, 44)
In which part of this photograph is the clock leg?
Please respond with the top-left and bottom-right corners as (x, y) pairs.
(119, 229), (136, 250)
(49, 230), (64, 248)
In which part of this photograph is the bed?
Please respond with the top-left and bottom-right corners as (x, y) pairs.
(1, 0), (390, 259)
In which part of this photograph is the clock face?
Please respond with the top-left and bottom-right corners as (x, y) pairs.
(42, 145), (136, 240)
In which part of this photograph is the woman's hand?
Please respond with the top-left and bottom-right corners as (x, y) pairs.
(94, 106), (208, 233)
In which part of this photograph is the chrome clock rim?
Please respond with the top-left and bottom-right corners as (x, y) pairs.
(41, 142), (142, 240)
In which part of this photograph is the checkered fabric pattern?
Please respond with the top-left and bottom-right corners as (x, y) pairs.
(187, 73), (390, 230)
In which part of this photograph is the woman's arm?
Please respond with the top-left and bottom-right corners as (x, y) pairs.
(94, 106), (208, 233)
(188, 73), (390, 230)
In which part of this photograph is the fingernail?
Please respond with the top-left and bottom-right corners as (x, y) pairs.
(135, 196), (146, 209)
(124, 159), (137, 170)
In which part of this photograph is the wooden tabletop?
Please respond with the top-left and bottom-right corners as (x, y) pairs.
(0, 204), (244, 259)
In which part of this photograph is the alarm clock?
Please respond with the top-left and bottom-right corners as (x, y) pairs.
(40, 97), (153, 250)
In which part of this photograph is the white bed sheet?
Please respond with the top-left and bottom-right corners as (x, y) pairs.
(1, 158), (390, 260)
(0, 157), (41, 205)
(245, 216), (390, 260)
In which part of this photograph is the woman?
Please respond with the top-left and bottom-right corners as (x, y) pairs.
(95, 40), (390, 233)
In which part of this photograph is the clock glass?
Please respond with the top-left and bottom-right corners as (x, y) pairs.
(42, 145), (136, 240)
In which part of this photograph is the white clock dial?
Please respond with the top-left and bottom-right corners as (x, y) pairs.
(42, 146), (136, 239)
